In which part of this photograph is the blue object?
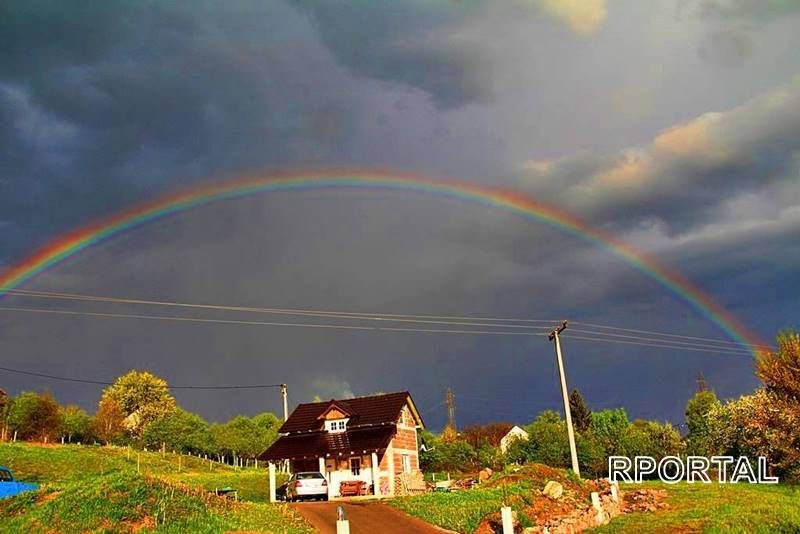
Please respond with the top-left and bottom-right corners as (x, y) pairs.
(0, 466), (38, 499)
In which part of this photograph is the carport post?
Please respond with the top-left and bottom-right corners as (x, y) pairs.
(371, 452), (379, 496)
(268, 462), (276, 503)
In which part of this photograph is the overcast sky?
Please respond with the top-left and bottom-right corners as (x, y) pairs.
(1, 0), (799, 428)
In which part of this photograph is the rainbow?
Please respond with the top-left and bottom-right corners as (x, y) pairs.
(0, 169), (766, 354)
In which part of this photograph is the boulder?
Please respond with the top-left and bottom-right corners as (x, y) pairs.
(542, 480), (564, 500)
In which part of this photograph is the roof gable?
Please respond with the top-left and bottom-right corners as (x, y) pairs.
(279, 391), (423, 434)
(317, 400), (353, 421)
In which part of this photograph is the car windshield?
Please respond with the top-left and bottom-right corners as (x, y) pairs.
(0, 470), (13, 482)
(295, 472), (324, 480)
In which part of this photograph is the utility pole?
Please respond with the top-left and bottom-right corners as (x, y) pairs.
(280, 383), (289, 422)
(549, 321), (580, 478)
(446, 387), (456, 430)
(442, 387), (457, 441)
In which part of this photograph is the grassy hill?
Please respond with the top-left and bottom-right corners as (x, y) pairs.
(0, 442), (311, 534)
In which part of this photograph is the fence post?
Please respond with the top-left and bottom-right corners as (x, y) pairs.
(591, 492), (605, 524)
(500, 506), (514, 534)
(336, 506), (350, 534)
(268, 462), (277, 503)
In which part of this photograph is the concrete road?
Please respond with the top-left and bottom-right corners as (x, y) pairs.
(290, 500), (449, 534)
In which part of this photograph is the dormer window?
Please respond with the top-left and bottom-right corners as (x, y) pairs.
(326, 419), (348, 433)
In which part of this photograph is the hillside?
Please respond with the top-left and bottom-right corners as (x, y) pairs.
(0, 442), (311, 534)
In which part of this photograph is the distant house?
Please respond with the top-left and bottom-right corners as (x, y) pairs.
(258, 391), (424, 498)
(500, 425), (529, 453)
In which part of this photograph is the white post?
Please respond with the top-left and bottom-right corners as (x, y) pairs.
(591, 491), (605, 524)
(268, 462), (277, 503)
(371, 452), (379, 496)
(550, 322), (580, 477)
(501, 506), (514, 534)
(609, 479), (619, 502)
(336, 506), (350, 534)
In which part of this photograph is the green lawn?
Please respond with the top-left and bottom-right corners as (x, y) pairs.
(0, 442), (311, 534)
(392, 465), (800, 534)
(392, 481), (540, 533)
(594, 482), (800, 534)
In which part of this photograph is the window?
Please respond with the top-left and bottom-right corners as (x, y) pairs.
(350, 457), (361, 476)
(326, 419), (348, 432)
(402, 454), (411, 473)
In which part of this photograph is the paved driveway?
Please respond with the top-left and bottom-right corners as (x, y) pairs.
(290, 501), (448, 534)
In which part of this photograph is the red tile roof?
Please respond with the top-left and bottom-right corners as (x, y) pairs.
(278, 391), (421, 434)
(258, 426), (396, 461)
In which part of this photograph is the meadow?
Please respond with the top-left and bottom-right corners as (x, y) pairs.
(593, 481), (800, 534)
(0, 442), (309, 534)
(391, 465), (800, 534)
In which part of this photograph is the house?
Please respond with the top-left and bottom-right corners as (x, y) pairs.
(500, 425), (529, 453)
(258, 391), (424, 498)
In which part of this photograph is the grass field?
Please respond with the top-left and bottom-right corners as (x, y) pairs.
(0, 442), (309, 534)
(392, 480), (539, 532)
(593, 481), (800, 534)
(392, 465), (800, 534)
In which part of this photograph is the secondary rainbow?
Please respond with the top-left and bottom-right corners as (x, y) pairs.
(0, 169), (766, 354)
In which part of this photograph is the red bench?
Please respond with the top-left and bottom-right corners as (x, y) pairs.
(339, 480), (365, 497)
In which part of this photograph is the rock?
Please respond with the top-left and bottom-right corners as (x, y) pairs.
(543, 480), (564, 500)
(478, 468), (493, 482)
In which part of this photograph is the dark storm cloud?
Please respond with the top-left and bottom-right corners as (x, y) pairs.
(1, 1), (799, 427)
(0, 0), (368, 262)
(291, 0), (491, 109)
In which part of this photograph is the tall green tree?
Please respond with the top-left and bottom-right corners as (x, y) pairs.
(143, 409), (216, 455)
(100, 370), (176, 436)
(569, 389), (592, 433)
(684, 389), (720, 455)
(591, 408), (630, 457)
(7, 391), (62, 442)
(60, 404), (92, 443)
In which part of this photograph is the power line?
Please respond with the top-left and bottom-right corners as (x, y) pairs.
(2, 287), (770, 349)
(0, 305), (549, 337)
(565, 334), (754, 355)
(0, 306), (759, 352)
(571, 320), (773, 350)
(0, 365), (283, 389)
(568, 327), (758, 353)
(2, 288), (555, 329)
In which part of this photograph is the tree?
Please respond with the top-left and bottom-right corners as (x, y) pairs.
(100, 370), (177, 436)
(60, 405), (92, 443)
(590, 408), (630, 457)
(752, 331), (800, 481)
(461, 422), (516, 449)
(143, 409), (216, 455)
(510, 411), (570, 468)
(212, 413), (281, 464)
(6, 391), (62, 442)
(93, 397), (126, 445)
(684, 390), (720, 455)
(418, 429), (445, 472)
(569, 389), (592, 433)
(623, 420), (684, 460)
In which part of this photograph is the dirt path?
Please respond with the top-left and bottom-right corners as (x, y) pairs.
(290, 501), (449, 534)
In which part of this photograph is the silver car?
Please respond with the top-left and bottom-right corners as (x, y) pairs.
(285, 471), (328, 501)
